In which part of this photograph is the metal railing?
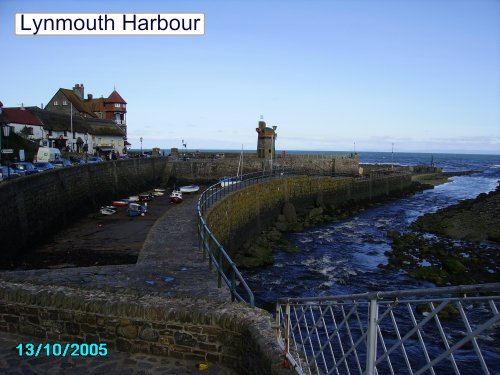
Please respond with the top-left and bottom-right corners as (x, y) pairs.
(276, 283), (500, 375)
(197, 169), (290, 306)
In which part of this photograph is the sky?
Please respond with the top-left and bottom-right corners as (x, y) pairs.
(1, 0), (499, 154)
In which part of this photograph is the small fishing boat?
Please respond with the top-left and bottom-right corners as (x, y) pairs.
(154, 188), (166, 192)
(139, 193), (153, 202)
(100, 207), (117, 216)
(170, 190), (183, 203)
(112, 200), (129, 207)
(152, 191), (164, 196)
(220, 145), (244, 187)
(127, 203), (147, 217)
(219, 176), (241, 187)
(179, 185), (200, 193)
(128, 196), (139, 202)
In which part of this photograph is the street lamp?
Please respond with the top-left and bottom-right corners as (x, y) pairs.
(140, 137), (143, 157)
(84, 132), (88, 162)
(271, 125), (277, 172)
(0, 122), (12, 179)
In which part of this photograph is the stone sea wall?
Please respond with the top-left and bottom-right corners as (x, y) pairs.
(0, 281), (286, 375)
(205, 173), (412, 255)
(0, 158), (171, 258)
(0, 153), (357, 258)
(170, 153), (359, 183)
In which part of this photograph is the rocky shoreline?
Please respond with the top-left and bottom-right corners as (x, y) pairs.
(235, 170), (499, 290)
(382, 182), (500, 286)
(412, 183), (500, 242)
(234, 179), (428, 269)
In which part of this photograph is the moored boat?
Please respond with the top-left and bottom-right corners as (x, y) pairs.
(139, 193), (153, 202)
(127, 203), (147, 217)
(219, 176), (241, 187)
(179, 185), (200, 193)
(100, 207), (117, 215)
(112, 200), (129, 207)
(170, 190), (183, 203)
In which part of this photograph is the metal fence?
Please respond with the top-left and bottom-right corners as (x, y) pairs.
(197, 169), (289, 306)
(276, 283), (500, 375)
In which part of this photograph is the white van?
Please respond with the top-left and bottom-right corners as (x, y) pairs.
(36, 147), (61, 163)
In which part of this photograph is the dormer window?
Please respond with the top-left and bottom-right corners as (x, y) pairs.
(114, 103), (121, 108)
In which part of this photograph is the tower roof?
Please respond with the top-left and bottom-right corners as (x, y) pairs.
(107, 90), (126, 104)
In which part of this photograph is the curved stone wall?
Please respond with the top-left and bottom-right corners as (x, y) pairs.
(205, 174), (412, 255)
(0, 280), (288, 374)
(0, 158), (171, 258)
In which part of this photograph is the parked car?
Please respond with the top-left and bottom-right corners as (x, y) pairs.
(52, 159), (72, 168)
(87, 157), (103, 164)
(11, 162), (39, 175)
(0, 166), (21, 181)
(34, 162), (55, 172)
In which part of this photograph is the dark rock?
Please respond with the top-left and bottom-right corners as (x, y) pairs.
(282, 202), (297, 223)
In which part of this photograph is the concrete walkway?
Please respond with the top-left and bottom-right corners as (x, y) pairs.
(0, 194), (235, 374)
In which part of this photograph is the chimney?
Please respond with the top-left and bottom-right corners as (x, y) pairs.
(73, 84), (84, 99)
(87, 94), (93, 100)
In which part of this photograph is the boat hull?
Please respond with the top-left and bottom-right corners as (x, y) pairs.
(179, 185), (200, 193)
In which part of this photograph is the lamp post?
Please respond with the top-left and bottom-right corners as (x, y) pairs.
(0, 123), (12, 179)
(140, 137), (143, 157)
(84, 132), (88, 162)
(271, 125), (277, 172)
(391, 143), (395, 170)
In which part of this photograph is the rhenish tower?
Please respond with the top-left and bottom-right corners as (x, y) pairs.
(256, 119), (277, 159)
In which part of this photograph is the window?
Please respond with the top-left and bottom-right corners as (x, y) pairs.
(27, 127), (34, 135)
(54, 101), (59, 106)
(62, 100), (68, 106)
(114, 103), (121, 108)
(48, 130), (53, 136)
(63, 130), (67, 137)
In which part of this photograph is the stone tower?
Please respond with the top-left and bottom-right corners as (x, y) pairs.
(256, 120), (277, 159)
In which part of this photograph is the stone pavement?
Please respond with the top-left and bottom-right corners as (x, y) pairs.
(0, 193), (231, 301)
(0, 332), (236, 374)
(0, 193), (238, 374)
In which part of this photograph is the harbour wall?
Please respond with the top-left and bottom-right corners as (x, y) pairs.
(0, 157), (171, 258)
(170, 153), (359, 183)
(0, 154), (358, 257)
(205, 173), (412, 256)
(0, 280), (286, 374)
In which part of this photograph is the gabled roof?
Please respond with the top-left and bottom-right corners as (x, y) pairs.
(27, 107), (125, 137)
(85, 97), (105, 113)
(59, 89), (97, 117)
(106, 90), (126, 104)
(3, 108), (44, 126)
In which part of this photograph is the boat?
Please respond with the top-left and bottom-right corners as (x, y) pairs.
(139, 193), (153, 202)
(154, 188), (166, 192)
(179, 185), (200, 193)
(127, 203), (147, 217)
(128, 196), (139, 202)
(100, 207), (117, 215)
(219, 176), (241, 187)
(170, 190), (183, 203)
(152, 191), (164, 197)
(112, 200), (129, 207)
(220, 145), (244, 187)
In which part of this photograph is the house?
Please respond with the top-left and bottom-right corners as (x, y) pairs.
(45, 84), (128, 138)
(0, 105), (45, 143)
(28, 107), (126, 157)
